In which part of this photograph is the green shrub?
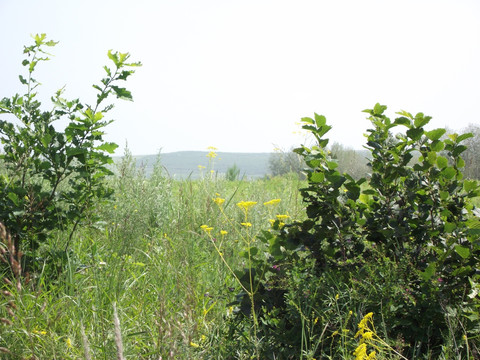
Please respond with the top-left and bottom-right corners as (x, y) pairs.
(0, 34), (140, 269)
(225, 104), (480, 359)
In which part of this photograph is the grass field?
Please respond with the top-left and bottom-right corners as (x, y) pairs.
(0, 154), (306, 359)
(1, 152), (479, 359)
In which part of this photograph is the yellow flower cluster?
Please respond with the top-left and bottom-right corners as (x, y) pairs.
(213, 196), (225, 206)
(236, 201), (257, 212)
(263, 199), (281, 206)
(353, 312), (377, 360)
(200, 225), (213, 234)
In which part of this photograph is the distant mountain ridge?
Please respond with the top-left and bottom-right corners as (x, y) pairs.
(121, 151), (273, 178)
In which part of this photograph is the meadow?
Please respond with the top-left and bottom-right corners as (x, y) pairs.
(1, 35), (480, 359)
(0, 152), (308, 359)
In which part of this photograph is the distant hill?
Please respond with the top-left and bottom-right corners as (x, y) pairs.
(122, 151), (273, 179)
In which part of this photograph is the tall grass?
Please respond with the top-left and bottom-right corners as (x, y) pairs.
(0, 154), (305, 359)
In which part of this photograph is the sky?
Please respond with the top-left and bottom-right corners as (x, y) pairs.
(1, 0), (479, 155)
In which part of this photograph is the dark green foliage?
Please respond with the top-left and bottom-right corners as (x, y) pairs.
(0, 34), (140, 266)
(226, 105), (480, 358)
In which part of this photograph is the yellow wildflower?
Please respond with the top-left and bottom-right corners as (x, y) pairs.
(220, 230), (228, 236)
(213, 197), (225, 206)
(241, 222), (252, 227)
(66, 337), (72, 348)
(237, 201), (257, 212)
(190, 341), (200, 348)
(353, 343), (367, 360)
(362, 331), (374, 340)
(33, 330), (47, 335)
(276, 214), (290, 221)
(200, 225), (213, 234)
(198, 165), (206, 170)
(263, 199), (281, 206)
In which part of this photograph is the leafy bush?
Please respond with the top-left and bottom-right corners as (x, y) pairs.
(0, 34), (140, 268)
(225, 104), (480, 359)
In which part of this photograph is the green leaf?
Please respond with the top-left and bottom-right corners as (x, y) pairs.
(19, 75), (28, 85)
(309, 172), (324, 183)
(111, 86), (132, 101)
(464, 180), (478, 193)
(455, 245), (470, 259)
(393, 116), (411, 128)
(7, 192), (19, 206)
(436, 156), (448, 169)
(406, 128), (424, 141)
(440, 167), (456, 179)
(430, 140), (445, 152)
(452, 145), (467, 157)
(396, 110), (413, 118)
(425, 128), (446, 141)
(457, 133), (473, 143)
(444, 222), (456, 233)
(95, 142), (118, 154)
(419, 262), (436, 281)
(301, 117), (314, 125)
(314, 113), (326, 127)
(373, 103), (387, 115)
(414, 113), (431, 128)
(107, 50), (120, 66)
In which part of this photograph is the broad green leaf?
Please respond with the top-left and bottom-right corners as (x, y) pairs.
(314, 113), (326, 127)
(373, 103), (387, 115)
(430, 140), (445, 152)
(444, 222), (456, 233)
(425, 128), (446, 141)
(309, 172), (324, 183)
(440, 167), (456, 179)
(326, 161), (338, 170)
(455, 245), (470, 259)
(452, 145), (467, 157)
(414, 113), (431, 128)
(466, 218), (480, 235)
(93, 111), (104, 122)
(394, 116), (411, 127)
(7, 192), (19, 206)
(464, 180), (478, 193)
(439, 191), (449, 200)
(316, 125), (332, 138)
(457, 133), (473, 143)
(406, 128), (424, 140)
(436, 156), (448, 169)
(427, 151), (437, 164)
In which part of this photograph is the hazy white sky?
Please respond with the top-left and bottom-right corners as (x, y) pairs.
(1, 0), (479, 155)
